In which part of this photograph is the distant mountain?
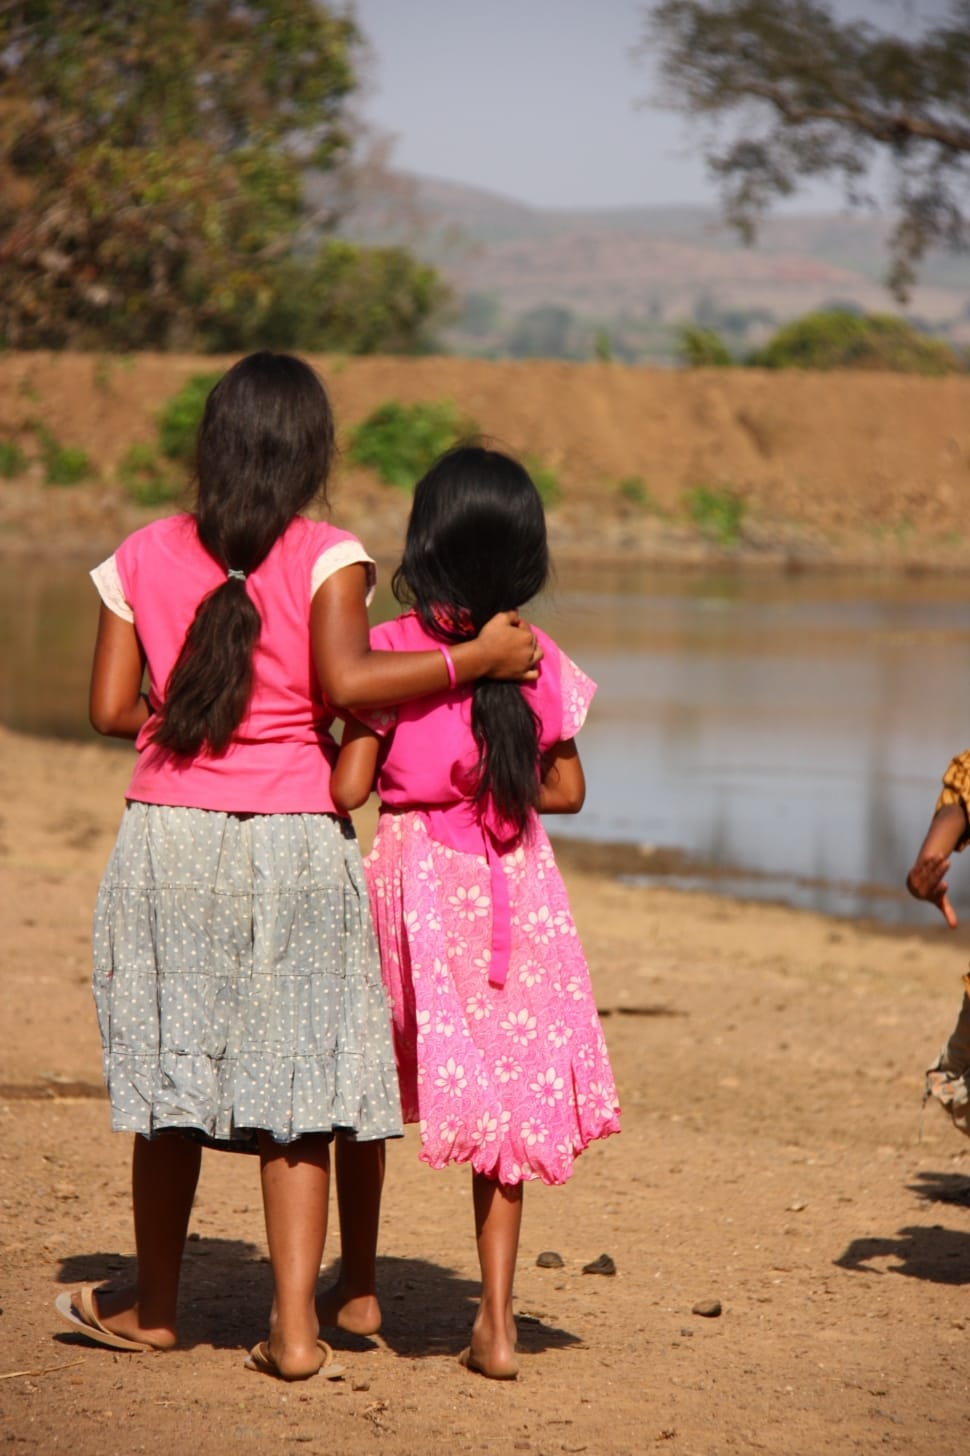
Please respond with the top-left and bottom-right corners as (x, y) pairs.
(322, 171), (970, 361)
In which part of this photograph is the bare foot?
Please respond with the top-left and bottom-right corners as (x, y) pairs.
(460, 1308), (519, 1379)
(64, 1287), (177, 1351)
(316, 1280), (381, 1336)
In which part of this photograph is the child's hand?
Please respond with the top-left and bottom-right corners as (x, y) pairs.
(906, 851), (958, 928)
(478, 611), (542, 680)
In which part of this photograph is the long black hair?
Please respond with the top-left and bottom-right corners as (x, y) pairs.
(152, 352), (335, 757)
(393, 444), (549, 835)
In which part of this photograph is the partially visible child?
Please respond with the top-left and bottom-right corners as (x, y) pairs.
(905, 752), (970, 1136)
(329, 444), (621, 1380)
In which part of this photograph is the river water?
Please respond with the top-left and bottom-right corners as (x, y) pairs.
(3, 555), (969, 925)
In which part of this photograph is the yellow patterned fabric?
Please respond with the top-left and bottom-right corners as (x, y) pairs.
(935, 751), (970, 850)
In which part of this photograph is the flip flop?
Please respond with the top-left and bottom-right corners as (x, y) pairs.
(457, 1345), (519, 1381)
(244, 1339), (345, 1382)
(54, 1288), (155, 1353)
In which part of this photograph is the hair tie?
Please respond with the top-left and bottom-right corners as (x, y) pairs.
(226, 568), (247, 581)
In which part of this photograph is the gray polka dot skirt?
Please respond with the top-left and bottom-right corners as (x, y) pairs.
(93, 803), (404, 1149)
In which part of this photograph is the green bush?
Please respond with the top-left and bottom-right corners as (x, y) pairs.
(32, 424), (92, 485)
(118, 442), (183, 506)
(524, 455), (560, 508)
(750, 310), (962, 374)
(678, 325), (733, 368)
(347, 400), (477, 490)
(684, 484), (745, 545)
(616, 475), (665, 512)
(157, 373), (222, 463)
(0, 440), (27, 478)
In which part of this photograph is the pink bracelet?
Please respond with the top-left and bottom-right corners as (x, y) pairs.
(438, 644), (457, 690)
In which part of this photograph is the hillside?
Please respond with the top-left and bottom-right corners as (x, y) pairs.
(2, 351), (970, 572)
(328, 174), (970, 360)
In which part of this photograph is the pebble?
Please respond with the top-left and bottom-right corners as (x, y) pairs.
(582, 1253), (616, 1276)
(536, 1250), (564, 1268)
(691, 1299), (722, 1318)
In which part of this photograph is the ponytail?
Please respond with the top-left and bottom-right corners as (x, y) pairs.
(152, 353), (334, 757)
(471, 679), (541, 837)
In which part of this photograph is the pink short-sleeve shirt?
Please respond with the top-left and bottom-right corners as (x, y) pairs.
(91, 513), (374, 814)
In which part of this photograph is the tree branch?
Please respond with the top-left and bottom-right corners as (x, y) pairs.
(743, 80), (970, 155)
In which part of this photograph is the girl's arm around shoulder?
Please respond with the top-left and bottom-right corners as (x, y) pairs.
(538, 739), (586, 815)
(311, 564), (540, 712)
(89, 604), (151, 740)
(331, 716), (381, 812)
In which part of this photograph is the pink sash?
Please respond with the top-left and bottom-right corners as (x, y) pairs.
(386, 798), (522, 989)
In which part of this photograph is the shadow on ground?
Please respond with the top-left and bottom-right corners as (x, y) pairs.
(835, 1183), (970, 1288)
(52, 1246), (582, 1358)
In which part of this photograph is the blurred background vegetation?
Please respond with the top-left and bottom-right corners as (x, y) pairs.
(1, 1), (969, 369)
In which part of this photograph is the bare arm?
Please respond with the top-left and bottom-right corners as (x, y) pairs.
(905, 803), (968, 928)
(331, 717), (381, 812)
(89, 605), (150, 739)
(538, 739), (586, 815)
(312, 564), (540, 712)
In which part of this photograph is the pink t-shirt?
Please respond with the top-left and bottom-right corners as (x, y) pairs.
(92, 513), (373, 814)
(361, 611), (595, 987)
(365, 612), (595, 811)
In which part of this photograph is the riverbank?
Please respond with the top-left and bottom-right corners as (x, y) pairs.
(2, 352), (970, 571)
(2, 725), (969, 1454)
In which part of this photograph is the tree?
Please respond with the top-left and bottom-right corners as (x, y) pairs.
(0, 1), (448, 350)
(645, 1), (970, 298)
(677, 323), (733, 367)
(749, 309), (964, 373)
(506, 305), (578, 359)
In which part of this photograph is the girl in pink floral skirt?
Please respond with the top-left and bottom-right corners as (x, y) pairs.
(330, 444), (621, 1379)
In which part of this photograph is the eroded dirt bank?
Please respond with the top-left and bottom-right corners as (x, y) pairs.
(1, 352), (969, 570)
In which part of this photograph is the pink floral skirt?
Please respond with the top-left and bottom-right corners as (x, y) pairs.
(364, 810), (621, 1185)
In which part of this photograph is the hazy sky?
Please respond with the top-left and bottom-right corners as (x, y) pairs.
(349, 0), (953, 211)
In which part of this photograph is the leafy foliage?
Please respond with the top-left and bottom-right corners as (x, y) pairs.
(506, 306), (579, 360)
(157, 375), (223, 463)
(118, 444), (184, 507)
(683, 483), (746, 544)
(347, 401), (479, 490)
(0, 2), (448, 351)
(226, 242), (450, 355)
(0, 440), (27, 478)
(27, 424), (92, 485)
(524, 456), (561, 508)
(678, 324), (733, 367)
(647, 1), (970, 298)
(750, 310), (964, 373)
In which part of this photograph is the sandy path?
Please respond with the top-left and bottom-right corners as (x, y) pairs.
(1, 725), (969, 1455)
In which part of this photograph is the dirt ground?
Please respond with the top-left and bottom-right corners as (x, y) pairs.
(3, 352), (970, 571)
(2, 723), (970, 1456)
(3, 354), (970, 1453)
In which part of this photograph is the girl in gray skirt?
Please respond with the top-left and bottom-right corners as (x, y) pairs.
(56, 352), (539, 1380)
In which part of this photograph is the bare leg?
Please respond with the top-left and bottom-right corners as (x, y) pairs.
(69, 1132), (202, 1349)
(462, 1173), (522, 1379)
(317, 1134), (385, 1335)
(258, 1131), (330, 1378)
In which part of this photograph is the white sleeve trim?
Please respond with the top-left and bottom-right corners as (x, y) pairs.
(90, 554), (134, 623)
(311, 540), (377, 605)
